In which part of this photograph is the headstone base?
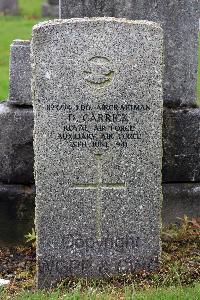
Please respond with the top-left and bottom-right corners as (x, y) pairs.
(0, 102), (34, 184)
(0, 184), (35, 247)
(162, 183), (200, 224)
(163, 108), (200, 182)
(42, 2), (59, 17)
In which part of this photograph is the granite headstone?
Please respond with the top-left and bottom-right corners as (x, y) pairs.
(31, 18), (163, 288)
(8, 40), (32, 106)
(60, 0), (199, 107)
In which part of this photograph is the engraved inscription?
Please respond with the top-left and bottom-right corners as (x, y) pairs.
(46, 102), (151, 150)
(39, 255), (143, 276)
(71, 154), (127, 241)
(83, 57), (114, 88)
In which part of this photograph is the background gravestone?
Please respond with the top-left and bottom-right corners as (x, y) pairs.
(8, 40), (32, 106)
(0, 0), (18, 15)
(60, 0), (199, 107)
(32, 18), (163, 287)
(0, 37), (34, 246)
(42, 0), (59, 17)
(0, 102), (34, 184)
(0, 101), (35, 245)
(0, 39), (34, 184)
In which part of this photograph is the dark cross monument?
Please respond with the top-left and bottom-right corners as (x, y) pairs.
(59, 0), (199, 107)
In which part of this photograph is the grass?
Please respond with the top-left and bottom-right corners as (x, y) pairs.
(0, 0), (45, 101)
(0, 17), (43, 101)
(1, 282), (200, 299)
(0, 1), (200, 102)
(19, 0), (43, 18)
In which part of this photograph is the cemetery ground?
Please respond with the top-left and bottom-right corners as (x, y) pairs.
(0, 217), (199, 299)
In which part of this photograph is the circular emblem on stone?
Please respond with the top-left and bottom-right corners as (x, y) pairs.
(84, 57), (114, 88)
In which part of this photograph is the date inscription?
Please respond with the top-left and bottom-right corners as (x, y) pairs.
(46, 102), (151, 149)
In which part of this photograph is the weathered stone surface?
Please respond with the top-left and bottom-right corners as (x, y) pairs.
(0, 102), (34, 184)
(163, 108), (200, 182)
(32, 18), (163, 287)
(162, 183), (200, 225)
(0, 0), (18, 15)
(60, 0), (199, 107)
(0, 184), (35, 246)
(42, 1), (59, 17)
(8, 40), (32, 106)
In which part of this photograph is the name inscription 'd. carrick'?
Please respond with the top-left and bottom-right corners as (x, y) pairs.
(46, 102), (151, 149)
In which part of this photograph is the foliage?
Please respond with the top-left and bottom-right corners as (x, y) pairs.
(25, 228), (36, 248)
(162, 215), (200, 241)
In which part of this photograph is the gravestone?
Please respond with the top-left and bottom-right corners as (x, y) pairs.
(163, 108), (200, 182)
(31, 18), (163, 288)
(8, 40), (32, 106)
(42, 0), (59, 17)
(0, 0), (18, 15)
(60, 0), (199, 107)
(0, 102), (34, 184)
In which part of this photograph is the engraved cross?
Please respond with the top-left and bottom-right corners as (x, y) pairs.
(72, 154), (127, 241)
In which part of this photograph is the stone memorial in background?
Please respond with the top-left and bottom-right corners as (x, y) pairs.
(0, 38), (34, 185)
(0, 101), (34, 184)
(0, 37), (34, 246)
(8, 40), (32, 106)
(0, 37), (34, 185)
(42, 0), (59, 17)
(0, 0), (18, 15)
(32, 18), (163, 287)
(60, 0), (199, 107)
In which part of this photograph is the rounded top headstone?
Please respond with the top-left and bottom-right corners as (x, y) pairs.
(12, 39), (30, 47)
(32, 17), (162, 32)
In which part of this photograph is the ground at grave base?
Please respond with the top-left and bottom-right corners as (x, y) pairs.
(0, 217), (199, 299)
